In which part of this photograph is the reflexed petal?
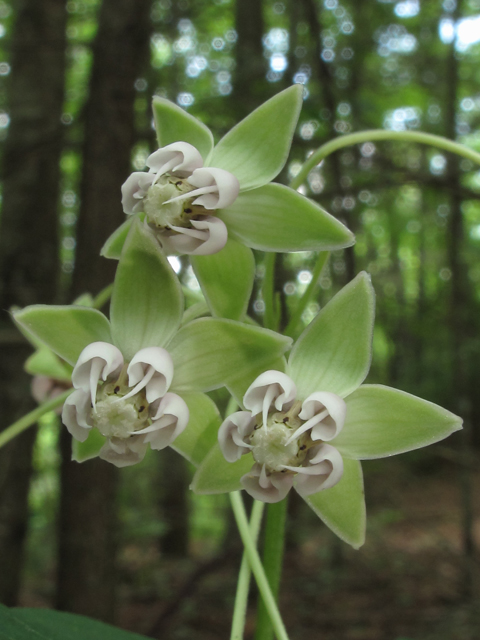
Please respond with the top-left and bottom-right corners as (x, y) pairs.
(332, 384), (463, 459)
(62, 389), (93, 442)
(121, 172), (155, 214)
(191, 443), (254, 494)
(298, 392), (346, 441)
(218, 411), (255, 462)
(110, 218), (184, 360)
(288, 272), (375, 399)
(243, 370), (296, 428)
(71, 342), (124, 405)
(291, 443), (344, 496)
(171, 392), (222, 466)
(241, 464), (294, 503)
(146, 141), (204, 178)
(26, 346), (73, 382)
(136, 392), (189, 450)
(159, 216), (228, 256)
(126, 346), (174, 403)
(191, 238), (255, 321)
(72, 428), (106, 463)
(302, 457), (366, 548)
(187, 167), (240, 209)
(152, 96), (214, 161)
(99, 436), (148, 468)
(208, 85), (303, 191)
(218, 184), (354, 252)
(100, 216), (135, 260)
(13, 305), (112, 366)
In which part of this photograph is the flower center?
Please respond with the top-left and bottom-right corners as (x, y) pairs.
(92, 378), (150, 439)
(250, 409), (312, 472)
(143, 176), (204, 230)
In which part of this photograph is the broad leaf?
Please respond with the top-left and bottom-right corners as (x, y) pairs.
(168, 318), (292, 393)
(0, 604), (149, 640)
(13, 306), (112, 366)
(288, 272), (375, 400)
(110, 218), (184, 360)
(333, 384), (463, 459)
(208, 85), (303, 191)
(191, 444), (253, 494)
(303, 458), (366, 548)
(218, 184), (354, 252)
(72, 429), (106, 463)
(100, 216), (134, 260)
(171, 392), (221, 466)
(25, 348), (72, 381)
(191, 238), (255, 320)
(152, 97), (214, 161)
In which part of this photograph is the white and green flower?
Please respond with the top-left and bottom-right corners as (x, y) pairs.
(192, 272), (462, 547)
(14, 219), (292, 468)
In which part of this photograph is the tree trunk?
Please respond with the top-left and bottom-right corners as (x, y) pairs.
(0, 0), (66, 605)
(55, 0), (153, 622)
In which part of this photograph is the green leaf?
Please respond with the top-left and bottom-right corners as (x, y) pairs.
(100, 216), (134, 260)
(171, 392), (221, 466)
(25, 348), (72, 381)
(218, 184), (354, 252)
(208, 85), (303, 191)
(152, 96), (214, 161)
(226, 356), (287, 407)
(303, 458), (366, 548)
(191, 444), (253, 494)
(0, 603), (150, 640)
(191, 238), (255, 320)
(72, 428), (106, 463)
(13, 306), (112, 366)
(110, 218), (184, 360)
(168, 318), (292, 393)
(333, 384), (463, 459)
(181, 301), (210, 326)
(288, 272), (375, 400)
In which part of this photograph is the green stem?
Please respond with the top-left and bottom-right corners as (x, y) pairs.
(230, 500), (265, 640)
(93, 283), (114, 310)
(254, 498), (288, 640)
(284, 251), (330, 338)
(290, 129), (480, 190)
(229, 492), (290, 640)
(263, 253), (278, 331)
(0, 388), (73, 449)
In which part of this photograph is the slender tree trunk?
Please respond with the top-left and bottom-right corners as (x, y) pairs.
(56, 0), (153, 622)
(0, 0), (66, 605)
(158, 449), (189, 557)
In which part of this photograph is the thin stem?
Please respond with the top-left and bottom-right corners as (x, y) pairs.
(93, 283), (114, 310)
(263, 253), (278, 331)
(0, 388), (73, 449)
(230, 500), (265, 640)
(290, 129), (480, 190)
(284, 251), (330, 338)
(254, 498), (288, 640)
(229, 492), (290, 640)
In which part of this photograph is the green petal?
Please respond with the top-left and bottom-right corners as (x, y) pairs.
(72, 428), (106, 463)
(152, 96), (214, 161)
(191, 238), (255, 320)
(288, 272), (375, 399)
(303, 458), (366, 548)
(333, 384), (463, 459)
(100, 216), (134, 260)
(191, 444), (253, 494)
(208, 85), (303, 191)
(227, 356), (287, 407)
(13, 306), (112, 366)
(25, 347), (73, 381)
(168, 318), (292, 393)
(110, 218), (184, 360)
(218, 184), (354, 252)
(171, 392), (221, 467)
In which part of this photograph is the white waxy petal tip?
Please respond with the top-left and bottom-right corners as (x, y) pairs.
(146, 142), (204, 179)
(292, 443), (344, 497)
(62, 389), (93, 442)
(121, 172), (155, 214)
(299, 391), (346, 441)
(241, 463), (294, 503)
(136, 392), (189, 450)
(218, 411), (256, 462)
(72, 342), (124, 406)
(125, 346), (174, 403)
(159, 215), (228, 256)
(243, 370), (297, 427)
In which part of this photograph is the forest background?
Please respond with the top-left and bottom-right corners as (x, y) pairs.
(1, 0), (480, 638)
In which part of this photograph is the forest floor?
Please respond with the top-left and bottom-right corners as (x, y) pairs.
(21, 455), (480, 640)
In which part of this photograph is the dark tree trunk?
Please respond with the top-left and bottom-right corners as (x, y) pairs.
(0, 0), (66, 605)
(158, 449), (189, 557)
(55, 0), (153, 622)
